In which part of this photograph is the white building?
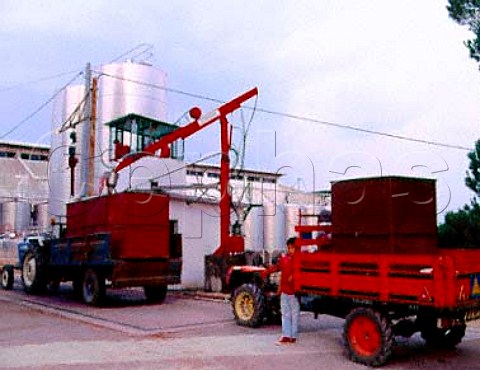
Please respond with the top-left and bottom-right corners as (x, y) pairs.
(0, 140), (50, 236)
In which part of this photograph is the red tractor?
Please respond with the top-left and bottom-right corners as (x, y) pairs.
(228, 176), (480, 367)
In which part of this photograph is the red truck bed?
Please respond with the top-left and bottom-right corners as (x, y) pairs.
(294, 176), (480, 315)
(295, 249), (480, 313)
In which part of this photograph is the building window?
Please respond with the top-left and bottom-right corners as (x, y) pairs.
(207, 172), (220, 179)
(263, 178), (276, 184)
(0, 151), (15, 158)
(187, 170), (204, 177)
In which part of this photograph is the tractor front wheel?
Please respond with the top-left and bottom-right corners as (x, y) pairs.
(22, 249), (46, 294)
(343, 307), (393, 367)
(232, 283), (265, 327)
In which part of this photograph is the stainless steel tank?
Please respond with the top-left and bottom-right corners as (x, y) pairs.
(49, 62), (168, 218)
(243, 206), (264, 251)
(36, 202), (49, 232)
(262, 203), (285, 252)
(284, 204), (304, 241)
(48, 84), (86, 219)
(14, 201), (31, 234)
(94, 62), (167, 193)
(2, 201), (16, 233)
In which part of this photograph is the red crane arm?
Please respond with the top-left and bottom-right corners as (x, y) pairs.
(114, 87), (258, 174)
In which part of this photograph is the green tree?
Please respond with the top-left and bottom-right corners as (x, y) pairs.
(447, 0), (480, 62)
(465, 139), (480, 198)
(438, 139), (480, 247)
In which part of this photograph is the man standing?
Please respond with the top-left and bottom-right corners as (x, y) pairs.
(262, 237), (300, 345)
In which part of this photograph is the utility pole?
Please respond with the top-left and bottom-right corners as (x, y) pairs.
(87, 77), (97, 196)
(79, 63), (97, 197)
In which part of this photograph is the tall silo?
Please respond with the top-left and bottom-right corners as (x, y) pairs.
(93, 62), (168, 193)
(243, 206), (264, 251)
(263, 203), (285, 252)
(14, 201), (31, 234)
(284, 204), (303, 241)
(48, 84), (86, 219)
(2, 201), (16, 233)
(36, 203), (50, 232)
(48, 61), (168, 218)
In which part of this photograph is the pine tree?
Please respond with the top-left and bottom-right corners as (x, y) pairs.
(447, 0), (480, 63)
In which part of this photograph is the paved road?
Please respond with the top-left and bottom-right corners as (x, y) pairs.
(2, 281), (480, 369)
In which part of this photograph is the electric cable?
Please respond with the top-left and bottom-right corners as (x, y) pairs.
(94, 71), (472, 152)
(0, 70), (81, 93)
(0, 72), (83, 139)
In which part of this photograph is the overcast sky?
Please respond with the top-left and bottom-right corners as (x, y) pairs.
(1, 0), (479, 218)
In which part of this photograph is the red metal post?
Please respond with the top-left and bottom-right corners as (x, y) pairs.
(218, 115), (231, 256)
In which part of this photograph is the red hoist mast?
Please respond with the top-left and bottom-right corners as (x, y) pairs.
(111, 87), (258, 256)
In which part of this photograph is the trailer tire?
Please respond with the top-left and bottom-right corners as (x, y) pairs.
(144, 285), (168, 304)
(22, 249), (46, 294)
(232, 283), (265, 327)
(82, 269), (105, 306)
(1, 265), (14, 290)
(343, 307), (393, 367)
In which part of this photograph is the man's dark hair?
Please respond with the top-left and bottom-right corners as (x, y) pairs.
(286, 237), (296, 246)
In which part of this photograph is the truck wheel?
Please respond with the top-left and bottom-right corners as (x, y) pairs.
(343, 307), (393, 367)
(82, 269), (105, 306)
(232, 283), (265, 327)
(22, 249), (46, 294)
(1, 265), (14, 290)
(144, 285), (168, 304)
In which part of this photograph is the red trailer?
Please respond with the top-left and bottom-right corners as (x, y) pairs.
(228, 176), (480, 367)
(9, 191), (182, 305)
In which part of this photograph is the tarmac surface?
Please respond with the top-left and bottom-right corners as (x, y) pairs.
(2, 279), (480, 369)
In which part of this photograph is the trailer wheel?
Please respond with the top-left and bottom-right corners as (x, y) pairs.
(344, 307), (393, 367)
(232, 283), (265, 327)
(144, 285), (167, 304)
(82, 269), (105, 306)
(1, 265), (14, 290)
(22, 249), (46, 294)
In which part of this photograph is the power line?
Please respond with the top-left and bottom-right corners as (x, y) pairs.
(251, 107), (473, 151)
(96, 71), (473, 152)
(0, 72), (83, 139)
(0, 70), (81, 93)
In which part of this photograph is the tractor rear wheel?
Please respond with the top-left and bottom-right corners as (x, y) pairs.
(144, 285), (168, 304)
(1, 265), (14, 290)
(82, 268), (105, 306)
(22, 249), (46, 294)
(343, 307), (393, 367)
(232, 283), (265, 327)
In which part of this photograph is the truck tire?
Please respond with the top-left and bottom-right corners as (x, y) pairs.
(22, 249), (46, 294)
(82, 268), (105, 306)
(1, 265), (14, 290)
(343, 307), (393, 367)
(232, 283), (265, 327)
(144, 285), (168, 304)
